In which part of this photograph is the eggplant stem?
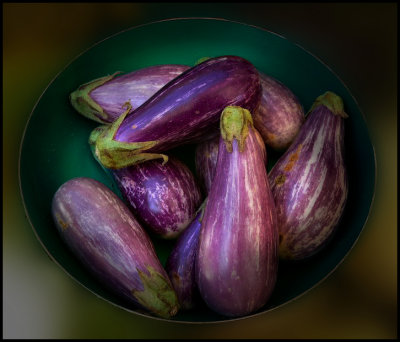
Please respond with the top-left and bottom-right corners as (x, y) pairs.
(92, 101), (168, 169)
(309, 91), (348, 118)
(70, 71), (122, 123)
(220, 106), (254, 153)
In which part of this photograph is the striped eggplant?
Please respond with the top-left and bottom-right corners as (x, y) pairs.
(195, 129), (266, 194)
(70, 64), (190, 124)
(253, 72), (305, 151)
(51, 177), (179, 318)
(111, 156), (203, 239)
(195, 106), (279, 317)
(92, 55), (262, 169)
(165, 202), (206, 310)
(269, 91), (348, 261)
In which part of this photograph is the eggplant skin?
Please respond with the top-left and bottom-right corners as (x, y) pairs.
(165, 205), (205, 310)
(115, 56), (261, 147)
(51, 177), (179, 318)
(93, 55), (262, 170)
(70, 64), (189, 124)
(269, 92), (348, 261)
(111, 157), (203, 239)
(195, 130), (266, 195)
(196, 106), (278, 317)
(253, 72), (304, 151)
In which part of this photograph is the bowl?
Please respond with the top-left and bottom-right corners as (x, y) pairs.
(19, 18), (376, 323)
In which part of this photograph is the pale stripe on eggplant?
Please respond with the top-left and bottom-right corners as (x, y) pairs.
(195, 129), (267, 195)
(93, 56), (262, 169)
(111, 157), (203, 239)
(196, 106), (278, 318)
(70, 64), (190, 124)
(253, 72), (304, 151)
(269, 91), (348, 260)
(51, 177), (179, 318)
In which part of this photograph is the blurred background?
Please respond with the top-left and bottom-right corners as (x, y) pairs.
(3, 3), (397, 339)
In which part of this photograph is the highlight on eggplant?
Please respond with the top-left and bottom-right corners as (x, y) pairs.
(92, 55), (262, 169)
(111, 156), (203, 240)
(51, 177), (179, 318)
(192, 56), (304, 151)
(269, 91), (348, 261)
(195, 106), (279, 318)
(195, 129), (266, 195)
(70, 64), (190, 124)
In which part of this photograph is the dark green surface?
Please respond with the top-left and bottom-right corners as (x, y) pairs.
(19, 18), (376, 323)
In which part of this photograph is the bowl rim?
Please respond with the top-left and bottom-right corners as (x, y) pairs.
(18, 16), (377, 324)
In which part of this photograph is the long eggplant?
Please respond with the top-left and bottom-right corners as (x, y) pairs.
(111, 156), (203, 239)
(70, 64), (190, 124)
(253, 72), (305, 150)
(51, 177), (179, 318)
(195, 129), (266, 194)
(92, 55), (262, 169)
(195, 106), (278, 317)
(165, 202), (206, 310)
(269, 91), (348, 260)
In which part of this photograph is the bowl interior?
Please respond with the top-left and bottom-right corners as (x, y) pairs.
(19, 18), (376, 322)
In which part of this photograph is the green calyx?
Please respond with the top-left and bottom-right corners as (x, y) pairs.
(132, 266), (180, 319)
(220, 106), (254, 153)
(309, 91), (349, 118)
(92, 102), (168, 169)
(195, 56), (211, 65)
(70, 72), (121, 124)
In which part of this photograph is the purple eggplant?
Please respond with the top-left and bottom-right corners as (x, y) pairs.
(165, 202), (206, 310)
(92, 55), (262, 169)
(195, 106), (279, 317)
(111, 156), (203, 239)
(51, 177), (179, 318)
(195, 129), (266, 194)
(269, 91), (348, 261)
(70, 64), (190, 124)
(253, 72), (305, 150)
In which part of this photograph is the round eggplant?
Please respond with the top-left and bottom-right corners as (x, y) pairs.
(269, 91), (348, 260)
(195, 106), (279, 317)
(51, 177), (179, 318)
(70, 64), (189, 124)
(92, 55), (262, 169)
(253, 72), (304, 150)
(111, 157), (203, 239)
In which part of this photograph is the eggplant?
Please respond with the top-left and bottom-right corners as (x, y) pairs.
(269, 91), (348, 261)
(111, 156), (203, 239)
(195, 106), (279, 317)
(165, 202), (206, 310)
(253, 72), (305, 150)
(70, 64), (190, 124)
(51, 177), (179, 318)
(92, 55), (262, 169)
(195, 129), (266, 194)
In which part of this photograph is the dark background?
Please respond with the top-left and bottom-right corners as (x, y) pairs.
(3, 2), (397, 339)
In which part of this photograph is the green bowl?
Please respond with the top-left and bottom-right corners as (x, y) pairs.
(19, 18), (376, 323)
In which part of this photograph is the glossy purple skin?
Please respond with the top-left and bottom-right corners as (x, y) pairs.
(90, 65), (190, 123)
(165, 207), (204, 310)
(195, 130), (267, 194)
(269, 105), (348, 260)
(114, 56), (262, 151)
(195, 127), (279, 317)
(111, 157), (203, 239)
(253, 72), (304, 150)
(51, 177), (178, 317)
